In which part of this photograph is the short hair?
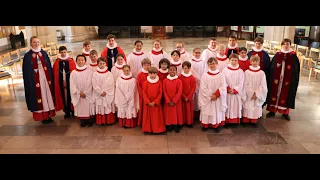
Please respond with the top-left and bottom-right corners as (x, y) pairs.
(218, 44), (226, 50)
(281, 38), (292, 45)
(107, 34), (116, 40)
(159, 58), (171, 69)
(229, 53), (239, 60)
(141, 58), (151, 66)
(182, 61), (191, 68)
(76, 54), (86, 62)
(153, 38), (161, 45)
(148, 66), (158, 74)
(83, 40), (91, 46)
(97, 57), (106, 64)
(210, 37), (217, 41)
(207, 57), (218, 64)
(239, 47), (247, 52)
(134, 40), (143, 45)
(250, 54), (260, 62)
(229, 35), (237, 40)
(115, 53), (125, 60)
(168, 64), (177, 71)
(193, 47), (202, 52)
(30, 36), (39, 44)
(254, 36), (264, 44)
(58, 46), (67, 52)
(122, 64), (131, 70)
(89, 50), (98, 56)
(175, 40), (184, 47)
(171, 50), (181, 57)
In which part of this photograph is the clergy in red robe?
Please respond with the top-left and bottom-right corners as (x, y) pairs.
(157, 58), (170, 82)
(178, 61), (196, 127)
(52, 46), (76, 118)
(100, 34), (127, 71)
(142, 67), (166, 134)
(266, 38), (300, 121)
(163, 65), (183, 133)
(22, 36), (55, 124)
(225, 35), (240, 57)
(136, 58), (152, 127)
(238, 47), (251, 71)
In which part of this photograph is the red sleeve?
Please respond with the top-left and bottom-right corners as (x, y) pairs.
(163, 79), (171, 103)
(187, 76), (196, 100)
(215, 89), (221, 98)
(246, 60), (251, 70)
(137, 73), (143, 97)
(172, 79), (183, 104)
(178, 75), (187, 99)
(154, 82), (163, 105)
(117, 47), (127, 62)
(101, 48), (107, 59)
(225, 48), (229, 57)
(69, 58), (76, 71)
(233, 89), (238, 94)
(52, 61), (63, 111)
(142, 81), (151, 104)
(227, 86), (231, 92)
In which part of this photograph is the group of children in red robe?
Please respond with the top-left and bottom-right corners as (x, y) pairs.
(52, 35), (270, 134)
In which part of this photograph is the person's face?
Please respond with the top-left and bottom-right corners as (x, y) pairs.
(84, 45), (91, 52)
(209, 40), (217, 47)
(171, 52), (180, 61)
(176, 43), (183, 52)
(255, 41), (262, 49)
(143, 63), (151, 71)
(135, 42), (143, 51)
(183, 66), (190, 74)
(108, 38), (115, 47)
(90, 54), (98, 63)
(219, 49), (225, 55)
(76, 56), (86, 67)
(98, 60), (106, 69)
(250, 60), (259, 67)
(239, 50), (247, 58)
(229, 38), (237, 46)
(193, 49), (201, 58)
(169, 66), (176, 77)
(116, 56), (124, 65)
(160, 62), (168, 70)
(148, 73), (157, 79)
(282, 42), (291, 51)
(59, 50), (67, 57)
(208, 62), (217, 71)
(230, 58), (238, 66)
(31, 38), (40, 49)
(154, 42), (161, 49)
(123, 67), (130, 76)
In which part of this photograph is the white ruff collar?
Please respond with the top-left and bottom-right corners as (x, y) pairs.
(167, 74), (178, 80)
(217, 53), (227, 59)
(181, 71), (192, 77)
(31, 47), (41, 53)
(152, 47), (162, 52)
(133, 48), (143, 54)
(58, 54), (69, 60)
(280, 48), (293, 53)
(253, 47), (263, 52)
(76, 64), (87, 70)
(97, 67), (108, 72)
(208, 45), (218, 52)
(249, 65), (260, 71)
(228, 43), (238, 49)
(239, 56), (248, 61)
(228, 64), (240, 69)
(147, 75), (159, 83)
(107, 42), (118, 49)
(192, 56), (202, 62)
(115, 63), (124, 69)
(208, 68), (219, 74)
(141, 68), (148, 73)
(82, 49), (92, 55)
(159, 68), (168, 73)
(171, 59), (182, 65)
(121, 72), (133, 79)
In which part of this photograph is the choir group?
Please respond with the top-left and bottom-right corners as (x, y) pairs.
(22, 34), (300, 135)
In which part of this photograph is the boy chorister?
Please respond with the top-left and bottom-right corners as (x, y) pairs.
(92, 57), (116, 126)
(127, 40), (148, 78)
(216, 44), (229, 73)
(163, 65), (183, 133)
(201, 37), (218, 62)
(198, 57), (227, 133)
(88, 50), (99, 72)
(148, 38), (168, 68)
(178, 61), (196, 128)
(157, 58), (170, 82)
(142, 67), (166, 134)
(70, 55), (94, 127)
(175, 40), (191, 63)
(82, 40), (92, 65)
(222, 53), (245, 126)
(238, 47), (250, 72)
(111, 54), (126, 83)
(243, 55), (268, 127)
(170, 50), (182, 75)
(225, 35), (240, 57)
(115, 65), (138, 128)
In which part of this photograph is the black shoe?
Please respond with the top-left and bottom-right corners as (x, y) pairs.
(41, 120), (49, 124)
(80, 120), (86, 127)
(87, 122), (93, 127)
(64, 112), (70, 118)
(252, 123), (258, 128)
(174, 126), (180, 133)
(215, 127), (221, 133)
(144, 132), (151, 135)
(71, 111), (74, 117)
(186, 124), (193, 128)
(202, 127), (208, 131)
(47, 117), (54, 123)
(166, 125), (173, 132)
(282, 114), (291, 121)
(266, 112), (275, 118)
(241, 123), (247, 127)
(100, 124), (105, 126)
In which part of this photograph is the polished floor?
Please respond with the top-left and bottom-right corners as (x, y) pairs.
(0, 37), (320, 154)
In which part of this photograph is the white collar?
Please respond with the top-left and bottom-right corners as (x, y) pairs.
(239, 55), (248, 61)
(280, 48), (293, 53)
(217, 53), (227, 59)
(152, 47), (162, 52)
(106, 42), (118, 49)
(115, 63), (124, 69)
(159, 68), (168, 73)
(208, 45), (218, 52)
(253, 47), (263, 52)
(208, 68), (219, 74)
(141, 68), (149, 73)
(227, 63), (240, 69)
(176, 48), (186, 54)
(249, 65), (260, 71)
(133, 48), (144, 54)
(227, 43), (238, 49)
(97, 67), (108, 72)
(58, 54), (69, 60)
(82, 49), (92, 55)
(31, 47), (41, 53)
(192, 56), (202, 62)
(170, 59), (182, 65)
(181, 71), (192, 77)
(147, 75), (159, 83)
(76, 64), (87, 70)
(121, 72), (133, 79)
(90, 62), (98, 66)
(167, 74), (178, 80)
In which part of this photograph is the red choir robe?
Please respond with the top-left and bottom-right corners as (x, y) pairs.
(238, 55), (251, 72)
(82, 48), (92, 65)
(100, 43), (127, 71)
(142, 75), (166, 133)
(179, 71), (196, 125)
(266, 48), (300, 114)
(136, 68), (149, 126)
(148, 47), (168, 68)
(127, 49), (148, 78)
(163, 75), (183, 125)
(52, 54), (76, 113)
(111, 63), (124, 83)
(157, 68), (169, 82)
(225, 43), (240, 58)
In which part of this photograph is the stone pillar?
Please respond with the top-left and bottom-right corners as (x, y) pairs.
(30, 26), (57, 46)
(64, 26), (92, 43)
(264, 26), (295, 42)
(88, 26), (98, 39)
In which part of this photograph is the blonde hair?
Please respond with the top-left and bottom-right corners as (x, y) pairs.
(83, 39), (91, 46)
(153, 38), (161, 45)
(30, 36), (39, 44)
(141, 58), (151, 66)
(250, 54), (260, 62)
(193, 47), (201, 52)
(175, 40), (184, 47)
(218, 44), (226, 50)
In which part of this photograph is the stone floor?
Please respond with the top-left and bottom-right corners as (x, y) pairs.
(0, 37), (320, 154)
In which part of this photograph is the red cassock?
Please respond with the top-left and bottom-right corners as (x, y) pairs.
(157, 71), (169, 82)
(238, 59), (251, 72)
(178, 74), (196, 125)
(136, 71), (149, 126)
(163, 77), (184, 125)
(52, 58), (76, 112)
(142, 80), (166, 133)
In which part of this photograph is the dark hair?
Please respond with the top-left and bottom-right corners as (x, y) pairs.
(168, 64), (177, 71)
(148, 67), (158, 74)
(58, 46), (67, 52)
(134, 40), (143, 45)
(254, 36), (264, 44)
(281, 38), (291, 45)
(207, 57), (218, 64)
(171, 50), (181, 57)
(97, 57), (106, 64)
(182, 61), (191, 68)
(76, 54), (86, 62)
(116, 53), (125, 60)
(158, 58), (171, 69)
(89, 50), (98, 56)
(210, 37), (217, 41)
(229, 35), (237, 40)
(123, 64), (131, 70)
(107, 34), (116, 40)
(239, 47), (247, 52)
(229, 53), (239, 59)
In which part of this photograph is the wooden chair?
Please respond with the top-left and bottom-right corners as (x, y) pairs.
(270, 41), (281, 52)
(0, 70), (13, 87)
(246, 41), (254, 50)
(0, 53), (15, 74)
(291, 43), (297, 52)
(19, 47), (29, 68)
(9, 50), (21, 74)
(308, 51), (320, 82)
(305, 48), (320, 74)
(297, 45), (310, 69)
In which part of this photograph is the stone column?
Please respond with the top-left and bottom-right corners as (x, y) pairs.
(64, 26), (92, 43)
(264, 26), (295, 42)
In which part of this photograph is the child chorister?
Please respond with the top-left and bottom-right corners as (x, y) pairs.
(175, 40), (191, 63)
(157, 58), (170, 82)
(178, 61), (196, 128)
(111, 54), (126, 83)
(82, 40), (92, 65)
(225, 35), (240, 57)
(136, 58), (152, 127)
(238, 47), (250, 72)
(148, 38), (168, 68)
(163, 65), (183, 133)
(201, 37), (218, 62)
(92, 57), (116, 126)
(222, 53), (245, 126)
(243, 55), (268, 127)
(115, 65), (138, 128)
(216, 44), (229, 73)
(170, 50), (182, 75)
(198, 57), (227, 133)
(70, 54), (94, 127)
(88, 50), (99, 72)
(142, 67), (166, 134)
(127, 40), (148, 78)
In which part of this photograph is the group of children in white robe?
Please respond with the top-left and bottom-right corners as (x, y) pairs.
(68, 37), (268, 133)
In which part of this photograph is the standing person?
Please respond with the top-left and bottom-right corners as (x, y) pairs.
(70, 55), (94, 127)
(22, 36), (55, 124)
(243, 55), (268, 127)
(215, 44), (229, 73)
(238, 47), (251, 72)
(52, 46), (76, 118)
(225, 35), (240, 57)
(148, 38), (168, 68)
(82, 40), (92, 65)
(101, 34), (127, 71)
(175, 40), (191, 63)
(88, 50), (99, 72)
(157, 58), (170, 82)
(201, 37), (218, 63)
(111, 54), (126, 83)
(127, 40), (148, 78)
(170, 50), (182, 75)
(178, 61), (196, 128)
(247, 36), (271, 74)
(266, 38), (300, 121)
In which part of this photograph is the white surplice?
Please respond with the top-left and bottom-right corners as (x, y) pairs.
(190, 56), (206, 111)
(148, 48), (168, 68)
(201, 45), (218, 63)
(111, 63), (124, 83)
(127, 49), (148, 78)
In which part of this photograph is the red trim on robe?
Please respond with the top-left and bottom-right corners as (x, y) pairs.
(207, 71), (219, 75)
(133, 52), (144, 56)
(75, 67), (87, 72)
(227, 66), (240, 71)
(82, 52), (90, 56)
(116, 67), (123, 70)
(266, 105), (290, 115)
(90, 63), (98, 67)
(248, 67), (261, 72)
(192, 59), (201, 62)
(215, 89), (221, 97)
(251, 51), (264, 70)
(180, 51), (185, 55)
(226, 117), (240, 124)
(242, 117), (257, 124)
(151, 49), (163, 55)
(233, 89), (238, 94)
(32, 110), (56, 121)
(75, 116), (91, 120)
(121, 76), (132, 80)
(96, 113), (116, 125)
(171, 63), (181, 66)
(97, 69), (109, 74)
(118, 118), (137, 128)
(216, 57), (228, 61)
(200, 121), (225, 128)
